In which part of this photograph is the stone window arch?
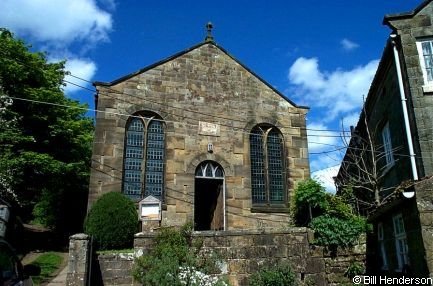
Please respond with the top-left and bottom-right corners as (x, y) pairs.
(249, 124), (285, 206)
(123, 112), (165, 201)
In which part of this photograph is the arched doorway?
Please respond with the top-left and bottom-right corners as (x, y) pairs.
(194, 161), (225, 231)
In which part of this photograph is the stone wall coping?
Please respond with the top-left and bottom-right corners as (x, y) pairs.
(97, 252), (135, 260)
(69, 233), (90, 240)
(134, 227), (309, 238)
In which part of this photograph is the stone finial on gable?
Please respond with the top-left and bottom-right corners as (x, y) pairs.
(205, 21), (215, 43)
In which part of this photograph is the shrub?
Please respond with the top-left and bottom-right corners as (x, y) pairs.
(292, 179), (371, 248)
(84, 192), (137, 250)
(344, 261), (365, 278)
(132, 224), (227, 286)
(248, 261), (297, 286)
(309, 214), (368, 247)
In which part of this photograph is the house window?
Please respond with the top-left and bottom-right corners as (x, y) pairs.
(378, 222), (388, 270)
(416, 39), (433, 86)
(393, 214), (409, 271)
(381, 122), (394, 167)
(250, 125), (285, 206)
(123, 115), (165, 201)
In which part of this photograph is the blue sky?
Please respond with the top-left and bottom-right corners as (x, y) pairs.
(0, 0), (423, 191)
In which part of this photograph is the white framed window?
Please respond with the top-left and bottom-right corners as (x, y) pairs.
(381, 122), (394, 167)
(416, 39), (433, 90)
(393, 214), (409, 271)
(378, 222), (388, 270)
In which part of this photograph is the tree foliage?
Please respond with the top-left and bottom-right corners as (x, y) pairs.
(292, 179), (370, 248)
(84, 192), (138, 250)
(0, 29), (94, 237)
(292, 179), (329, 225)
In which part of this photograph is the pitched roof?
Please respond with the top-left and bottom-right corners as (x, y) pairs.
(383, 0), (432, 25)
(94, 41), (308, 109)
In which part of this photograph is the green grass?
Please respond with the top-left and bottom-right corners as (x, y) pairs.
(31, 252), (64, 285)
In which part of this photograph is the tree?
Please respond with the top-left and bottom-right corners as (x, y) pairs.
(0, 29), (94, 238)
(335, 103), (403, 214)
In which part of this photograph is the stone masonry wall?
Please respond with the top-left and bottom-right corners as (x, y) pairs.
(88, 42), (309, 230)
(94, 253), (137, 286)
(67, 229), (366, 286)
(66, 234), (90, 286)
(387, 2), (433, 176)
(133, 228), (365, 286)
(415, 177), (433, 278)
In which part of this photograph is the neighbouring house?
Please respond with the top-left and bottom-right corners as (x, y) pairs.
(335, 0), (433, 278)
(87, 26), (310, 232)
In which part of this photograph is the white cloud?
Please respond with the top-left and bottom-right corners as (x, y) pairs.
(0, 0), (113, 94)
(312, 165), (340, 193)
(63, 58), (97, 94)
(341, 112), (361, 130)
(0, 0), (112, 46)
(340, 38), (359, 51)
(290, 57), (377, 172)
(289, 57), (378, 122)
(307, 121), (346, 178)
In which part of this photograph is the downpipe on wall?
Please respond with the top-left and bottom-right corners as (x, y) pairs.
(390, 33), (418, 181)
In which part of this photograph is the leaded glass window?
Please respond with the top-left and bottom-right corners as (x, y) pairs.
(195, 161), (224, 178)
(122, 115), (165, 201)
(250, 125), (285, 206)
(144, 121), (165, 200)
(250, 129), (266, 203)
(267, 129), (284, 203)
(123, 118), (144, 199)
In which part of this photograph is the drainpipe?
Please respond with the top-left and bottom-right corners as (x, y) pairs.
(390, 34), (418, 181)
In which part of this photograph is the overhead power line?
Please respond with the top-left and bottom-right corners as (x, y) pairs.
(1, 51), (351, 135)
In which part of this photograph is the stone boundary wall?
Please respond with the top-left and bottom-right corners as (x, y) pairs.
(135, 228), (365, 286)
(93, 253), (137, 286)
(67, 228), (365, 286)
(66, 233), (91, 286)
(415, 177), (433, 278)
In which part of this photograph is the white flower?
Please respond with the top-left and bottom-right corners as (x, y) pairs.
(178, 266), (227, 286)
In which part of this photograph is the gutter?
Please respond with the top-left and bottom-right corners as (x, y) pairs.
(390, 34), (419, 181)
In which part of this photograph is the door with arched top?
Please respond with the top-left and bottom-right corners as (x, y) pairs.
(194, 161), (225, 231)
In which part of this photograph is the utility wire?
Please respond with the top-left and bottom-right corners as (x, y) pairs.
(1, 51), (351, 135)
(4, 95), (350, 150)
(3, 95), (421, 160)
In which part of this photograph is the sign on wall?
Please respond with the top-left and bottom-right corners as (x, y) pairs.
(198, 121), (220, 136)
(139, 196), (161, 221)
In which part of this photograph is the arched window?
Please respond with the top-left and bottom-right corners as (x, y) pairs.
(249, 125), (285, 206)
(123, 114), (165, 201)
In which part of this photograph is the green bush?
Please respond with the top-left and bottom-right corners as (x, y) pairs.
(133, 224), (227, 286)
(292, 179), (370, 248)
(84, 192), (137, 250)
(309, 214), (368, 247)
(344, 261), (365, 278)
(248, 261), (297, 286)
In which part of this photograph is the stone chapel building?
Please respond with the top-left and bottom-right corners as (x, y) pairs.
(88, 27), (310, 231)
